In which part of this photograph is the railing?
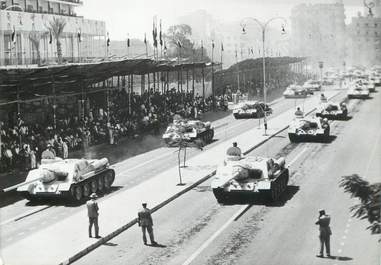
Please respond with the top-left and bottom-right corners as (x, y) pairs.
(0, 6), (80, 17)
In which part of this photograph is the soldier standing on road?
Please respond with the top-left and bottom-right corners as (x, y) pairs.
(315, 209), (332, 258)
(87, 193), (100, 238)
(138, 203), (157, 246)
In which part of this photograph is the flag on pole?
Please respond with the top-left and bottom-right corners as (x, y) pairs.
(221, 43), (224, 52)
(77, 30), (81, 43)
(11, 26), (16, 44)
(144, 33), (147, 45)
(106, 32), (110, 47)
(152, 19), (158, 48)
(49, 30), (52, 44)
(212, 41), (215, 49)
(164, 42), (167, 55)
(159, 20), (163, 47)
(127, 37), (130, 47)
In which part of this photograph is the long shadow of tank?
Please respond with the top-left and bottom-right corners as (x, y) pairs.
(219, 185), (300, 207)
(295, 135), (337, 144)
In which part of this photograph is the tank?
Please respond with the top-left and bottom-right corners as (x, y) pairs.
(12, 157), (115, 202)
(211, 156), (289, 203)
(233, 101), (272, 119)
(162, 119), (214, 147)
(283, 85), (308, 98)
(316, 102), (348, 120)
(288, 115), (330, 142)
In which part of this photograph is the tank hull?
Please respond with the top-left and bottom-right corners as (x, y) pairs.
(164, 129), (214, 147)
(315, 110), (347, 120)
(213, 169), (289, 204)
(288, 131), (329, 143)
(18, 168), (115, 202)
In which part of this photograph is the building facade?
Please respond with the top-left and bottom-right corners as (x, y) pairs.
(348, 2), (381, 67)
(290, 0), (346, 68)
(0, 0), (106, 66)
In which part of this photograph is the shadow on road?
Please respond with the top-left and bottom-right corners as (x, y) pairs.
(148, 242), (167, 248)
(218, 185), (300, 207)
(327, 255), (353, 261)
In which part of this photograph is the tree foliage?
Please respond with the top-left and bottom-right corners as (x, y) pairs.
(48, 17), (66, 64)
(340, 174), (381, 234)
(29, 32), (47, 66)
(164, 24), (210, 62)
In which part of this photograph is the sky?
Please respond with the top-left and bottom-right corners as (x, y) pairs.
(77, 0), (365, 40)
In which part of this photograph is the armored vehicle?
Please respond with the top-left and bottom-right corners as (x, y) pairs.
(15, 157), (115, 202)
(288, 116), (330, 142)
(302, 80), (322, 92)
(283, 85), (308, 98)
(316, 102), (348, 120)
(162, 119), (214, 147)
(233, 101), (272, 119)
(211, 156), (289, 203)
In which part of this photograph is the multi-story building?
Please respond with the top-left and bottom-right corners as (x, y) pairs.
(348, 2), (381, 66)
(0, 0), (106, 66)
(290, 0), (346, 68)
(177, 9), (289, 68)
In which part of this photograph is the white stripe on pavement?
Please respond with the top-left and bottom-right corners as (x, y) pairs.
(181, 205), (248, 265)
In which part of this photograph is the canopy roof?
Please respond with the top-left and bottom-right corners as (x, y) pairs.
(0, 58), (210, 103)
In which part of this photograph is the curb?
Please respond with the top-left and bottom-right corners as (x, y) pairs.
(59, 91), (341, 265)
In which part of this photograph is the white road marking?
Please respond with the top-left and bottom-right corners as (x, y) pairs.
(181, 205), (247, 265)
(288, 147), (308, 168)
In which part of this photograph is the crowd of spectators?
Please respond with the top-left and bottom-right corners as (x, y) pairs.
(0, 88), (215, 173)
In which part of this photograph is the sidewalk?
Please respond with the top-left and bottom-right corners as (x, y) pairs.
(0, 90), (340, 265)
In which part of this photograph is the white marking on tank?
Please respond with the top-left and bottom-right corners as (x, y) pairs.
(288, 147), (308, 168)
(181, 205), (247, 265)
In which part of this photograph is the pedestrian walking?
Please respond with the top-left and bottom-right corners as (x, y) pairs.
(315, 209), (332, 258)
(138, 202), (157, 245)
(87, 193), (100, 238)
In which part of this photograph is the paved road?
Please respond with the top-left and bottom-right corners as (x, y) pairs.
(0, 89), (339, 248)
(74, 92), (380, 265)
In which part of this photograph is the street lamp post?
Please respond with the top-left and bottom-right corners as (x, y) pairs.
(241, 16), (287, 135)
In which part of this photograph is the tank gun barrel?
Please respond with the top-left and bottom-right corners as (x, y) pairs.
(3, 177), (44, 192)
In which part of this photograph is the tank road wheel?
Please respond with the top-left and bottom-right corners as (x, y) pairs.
(83, 183), (91, 198)
(90, 180), (98, 193)
(104, 170), (115, 190)
(71, 186), (83, 202)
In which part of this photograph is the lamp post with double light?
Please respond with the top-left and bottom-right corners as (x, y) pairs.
(240, 16), (287, 135)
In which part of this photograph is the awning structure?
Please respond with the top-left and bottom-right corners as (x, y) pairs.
(216, 56), (306, 75)
(0, 58), (210, 102)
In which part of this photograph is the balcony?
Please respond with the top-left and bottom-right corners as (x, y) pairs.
(0, 5), (79, 17)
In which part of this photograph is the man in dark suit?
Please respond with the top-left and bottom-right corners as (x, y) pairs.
(138, 202), (157, 245)
(87, 193), (100, 238)
(315, 209), (332, 258)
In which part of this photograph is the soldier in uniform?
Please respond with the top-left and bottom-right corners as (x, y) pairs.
(226, 142), (242, 159)
(41, 144), (56, 159)
(87, 193), (100, 238)
(138, 202), (157, 245)
(315, 209), (332, 258)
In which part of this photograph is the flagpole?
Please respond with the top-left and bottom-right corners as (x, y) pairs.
(220, 43), (223, 69)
